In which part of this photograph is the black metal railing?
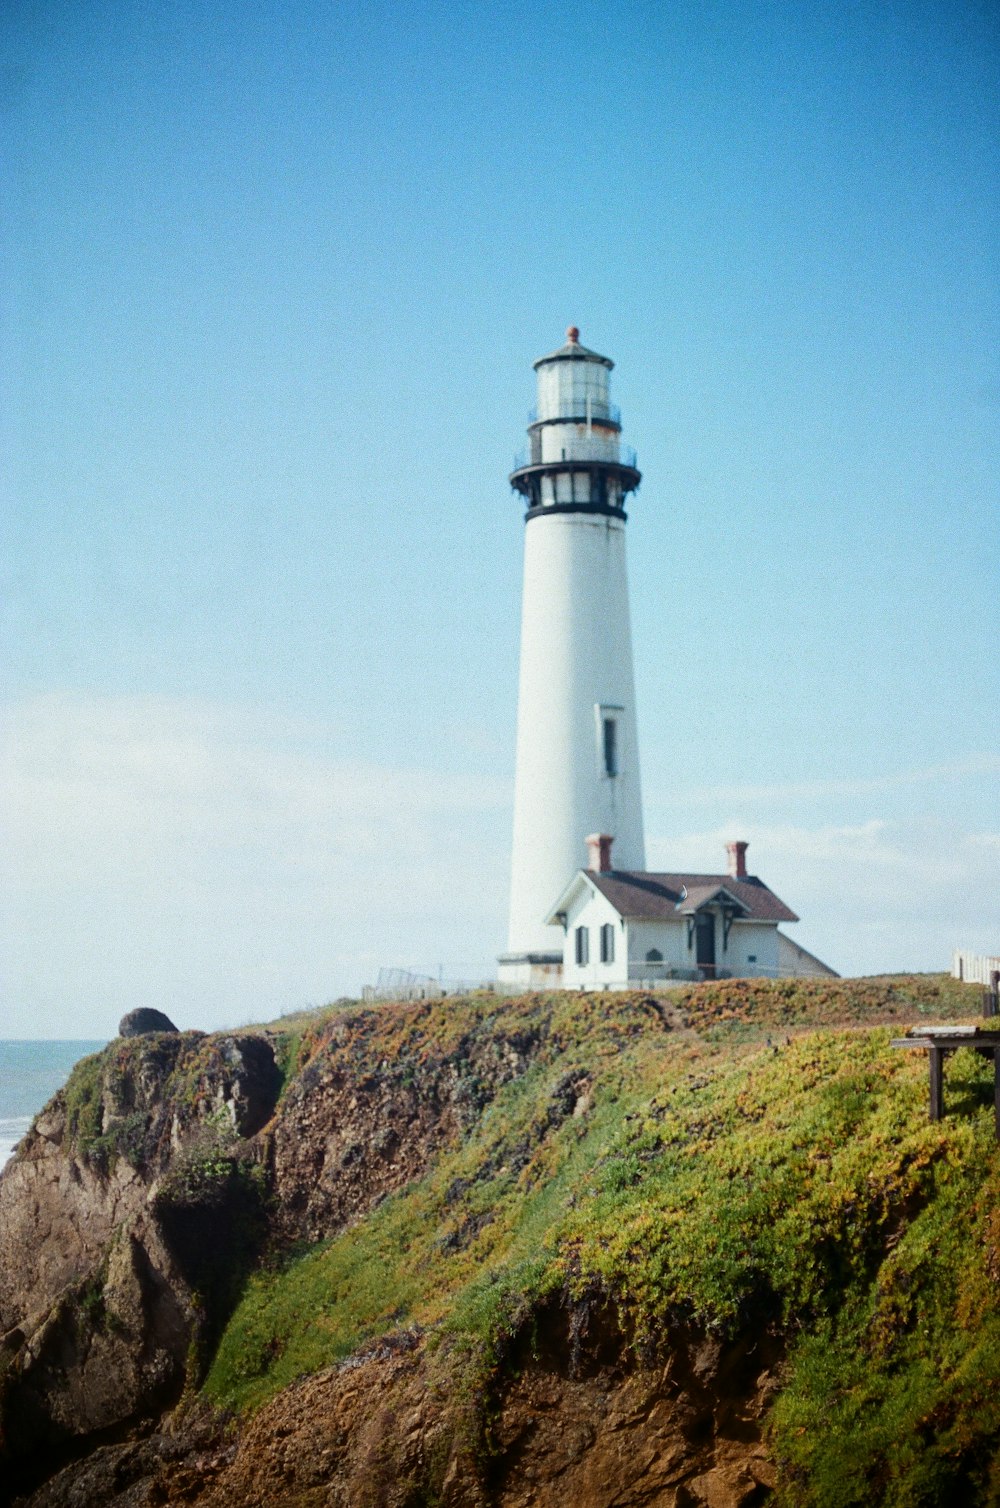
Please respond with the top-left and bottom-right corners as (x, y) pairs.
(512, 444), (637, 472)
(528, 402), (620, 426)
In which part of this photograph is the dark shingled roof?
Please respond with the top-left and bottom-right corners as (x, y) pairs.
(585, 871), (799, 924)
(533, 338), (613, 370)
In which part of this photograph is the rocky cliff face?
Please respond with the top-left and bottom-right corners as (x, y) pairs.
(11, 1308), (780, 1508)
(0, 1004), (553, 1504)
(0, 1031), (281, 1487)
(1, 975), (993, 1507)
(264, 1013), (542, 1245)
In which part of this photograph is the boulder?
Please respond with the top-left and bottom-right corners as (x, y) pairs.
(118, 1008), (179, 1038)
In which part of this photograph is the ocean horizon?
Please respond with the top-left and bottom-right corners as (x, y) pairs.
(0, 1040), (108, 1167)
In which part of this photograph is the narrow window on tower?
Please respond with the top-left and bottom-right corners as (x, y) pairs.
(603, 717), (618, 777)
(600, 923), (615, 964)
(575, 926), (590, 966)
(595, 703), (624, 779)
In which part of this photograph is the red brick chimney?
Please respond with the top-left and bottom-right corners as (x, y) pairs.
(726, 840), (748, 879)
(586, 833), (614, 873)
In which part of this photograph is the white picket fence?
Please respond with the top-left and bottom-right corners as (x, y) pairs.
(952, 950), (1000, 985)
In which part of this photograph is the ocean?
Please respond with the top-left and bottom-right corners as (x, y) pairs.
(0, 1041), (108, 1168)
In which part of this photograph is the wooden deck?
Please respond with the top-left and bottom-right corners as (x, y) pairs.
(891, 1025), (1000, 1139)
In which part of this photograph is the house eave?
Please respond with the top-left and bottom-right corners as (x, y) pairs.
(676, 885), (752, 917)
(543, 869), (598, 926)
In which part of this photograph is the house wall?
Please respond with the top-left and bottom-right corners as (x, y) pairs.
(777, 932), (839, 978)
(951, 950), (1000, 986)
(628, 919), (689, 974)
(560, 900), (786, 987)
(726, 921), (780, 976)
(627, 917), (780, 981)
(557, 881), (813, 988)
(560, 882), (629, 989)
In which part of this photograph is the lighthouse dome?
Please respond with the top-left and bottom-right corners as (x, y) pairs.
(533, 327), (615, 429)
(532, 326), (614, 370)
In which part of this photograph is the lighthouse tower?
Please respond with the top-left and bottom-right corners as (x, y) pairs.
(498, 328), (646, 987)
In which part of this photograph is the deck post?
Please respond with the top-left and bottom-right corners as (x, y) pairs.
(929, 1047), (944, 1122)
(892, 1029), (1000, 1135)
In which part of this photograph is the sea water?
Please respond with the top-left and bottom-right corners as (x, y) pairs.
(0, 1041), (107, 1168)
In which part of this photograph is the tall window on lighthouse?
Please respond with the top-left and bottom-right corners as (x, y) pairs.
(596, 704), (623, 778)
(603, 717), (618, 777)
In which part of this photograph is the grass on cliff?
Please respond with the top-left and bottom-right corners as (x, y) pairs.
(200, 972), (1000, 1503)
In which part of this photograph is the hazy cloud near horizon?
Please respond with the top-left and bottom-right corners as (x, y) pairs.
(649, 819), (999, 977)
(2, 692), (995, 1038)
(1, 693), (510, 1037)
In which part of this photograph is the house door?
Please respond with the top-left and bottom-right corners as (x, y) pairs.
(695, 914), (716, 977)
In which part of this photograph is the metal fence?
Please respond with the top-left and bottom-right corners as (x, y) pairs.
(362, 967), (493, 1003)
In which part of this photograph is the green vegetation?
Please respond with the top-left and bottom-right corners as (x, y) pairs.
(51, 975), (998, 1500)
(62, 1045), (111, 1156)
(154, 1150), (271, 1376)
(62, 1035), (187, 1165)
(60, 1029), (266, 1172)
(196, 973), (1000, 1503)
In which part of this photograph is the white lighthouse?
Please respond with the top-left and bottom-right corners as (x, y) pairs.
(498, 328), (646, 988)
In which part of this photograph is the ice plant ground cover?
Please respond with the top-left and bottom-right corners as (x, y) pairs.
(119, 971), (1000, 1506)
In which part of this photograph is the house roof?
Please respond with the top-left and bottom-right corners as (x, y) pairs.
(566, 871), (799, 925)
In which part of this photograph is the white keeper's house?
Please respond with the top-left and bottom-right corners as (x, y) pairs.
(546, 834), (837, 990)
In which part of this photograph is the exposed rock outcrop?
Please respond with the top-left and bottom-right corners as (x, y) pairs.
(18, 1309), (781, 1508)
(267, 1017), (543, 1244)
(0, 1031), (283, 1499)
(118, 1010), (179, 1038)
(0, 1006), (552, 1502)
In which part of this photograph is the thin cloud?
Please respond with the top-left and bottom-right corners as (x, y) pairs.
(0, 693), (511, 1035)
(659, 755), (1000, 807)
(648, 818), (999, 977)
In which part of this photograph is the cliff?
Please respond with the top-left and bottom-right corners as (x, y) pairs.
(2, 974), (998, 1507)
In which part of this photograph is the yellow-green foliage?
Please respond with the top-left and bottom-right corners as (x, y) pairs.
(61, 1030), (273, 1173)
(675, 970), (978, 1036)
(204, 975), (1000, 1503)
(62, 1046), (112, 1154)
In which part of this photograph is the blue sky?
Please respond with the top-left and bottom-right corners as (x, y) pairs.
(2, 0), (998, 1036)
